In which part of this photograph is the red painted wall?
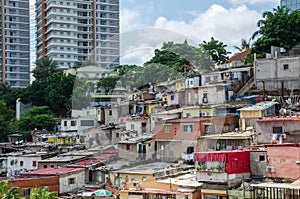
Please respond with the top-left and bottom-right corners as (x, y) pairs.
(226, 151), (250, 174)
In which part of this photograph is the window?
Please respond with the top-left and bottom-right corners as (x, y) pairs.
(109, 110), (112, 116)
(202, 93), (208, 103)
(32, 161), (37, 167)
(20, 161), (23, 167)
(205, 125), (212, 133)
(68, 178), (75, 185)
(283, 64), (289, 70)
(259, 155), (265, 161)
(44, 165), (47, 168)
(194, 93), (198, 99)
(183, 125), (193, 132)
(187, 147), (194, 154)
(130, 124), (134, 130)
(170, 95), (175, 101)
(24, 188), (30, 197)
(126, 144), (130, 150)
(164, 125), (170, 133)
(186, 113), (191, 118)
(71, 120), (76, 126)
(273, 127), (283, 134)
(64, 121), (67, 126)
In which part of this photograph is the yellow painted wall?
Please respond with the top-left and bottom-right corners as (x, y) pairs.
(240, 110), (263, 118)
(162, 96), (168, 104)
(199, 107), (215, 116)
(146, 103), (159, 114)
(182, 107), (199, 118)
(176, 81), (185, 92)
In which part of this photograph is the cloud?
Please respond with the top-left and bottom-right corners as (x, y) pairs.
(154, 4), (261, 50)
(120, 8), (145, 32)
(120, 4), (263, 64)
(229, 0), (280, 5)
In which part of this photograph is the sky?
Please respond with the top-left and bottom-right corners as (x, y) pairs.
(29, 0), (281, 66)
(119, 0), (280, 65)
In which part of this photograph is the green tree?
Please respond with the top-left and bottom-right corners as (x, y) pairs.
(0, 82), (23, 110)
(233, 38), (252, 52)
(32, 57), (58, 81)
(30, 187), (57, 199)
(200, 37), (231, 65)
(0, 179), (23, 199)
(45, 72), (76, 116)
(20, 80), (47, 106)
(72, 78), (95, 110)
(115, 65), (139, 76)
(0, 100), (16, 142)
(97, 76), (119, 94)
(160, 40), (214, 72)
(145, 49), (183, 72)
(17, 106), (57, 132)
(253, 6), (300, 54)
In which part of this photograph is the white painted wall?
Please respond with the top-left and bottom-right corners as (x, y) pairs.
(7, 155), (41, 176)
(59, 170), (85, 194)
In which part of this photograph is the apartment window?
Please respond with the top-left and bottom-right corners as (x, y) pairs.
(20, 161), (23, 167)
(273, 127), (283, 134)
(164, 125), (170, 133)
(130, 124), (134, 130)
(64, 121), (67, 126)
(68, 178), (75, 185)
(44, 165), (47, 168)
(183, 125), (193, 132)
(109, 110), (112, 116)
(32, 161), (37, 167)
(205, 125), (212, 133)
(126, 144), (130, 150)
(283, 64), (289, 70)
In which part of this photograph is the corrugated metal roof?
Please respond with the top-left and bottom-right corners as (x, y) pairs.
(257, 117), (300, 122)
(23, 168), (85, 175)
(251, 182), (300, 189)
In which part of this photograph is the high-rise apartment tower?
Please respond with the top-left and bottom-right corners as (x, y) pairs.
(0, 0), (30, 88)
(281, 0), (300, 10)
(36, 0), (119, 69)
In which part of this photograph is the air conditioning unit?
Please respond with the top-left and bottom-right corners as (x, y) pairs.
(201, 112), (208, 117)
(266, 166), (275, 173)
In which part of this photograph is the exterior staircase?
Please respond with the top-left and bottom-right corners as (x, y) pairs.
(237, 76), (255, 95)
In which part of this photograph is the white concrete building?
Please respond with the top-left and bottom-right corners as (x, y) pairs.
(198, 84), (230, 105)
(7, 153), (41, 176)
(255, 56), (300, 90)
(36, 0), (119, 69)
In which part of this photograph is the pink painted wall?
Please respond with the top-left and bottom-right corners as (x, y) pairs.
(167, 92), (179, 106)
(267, 145), (300, 179)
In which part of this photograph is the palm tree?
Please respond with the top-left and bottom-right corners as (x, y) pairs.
(32, 57), (58, 81)
(233, 38), (252, 52)
(0, 179), (23, 199)
(30, 187), (57, 199)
